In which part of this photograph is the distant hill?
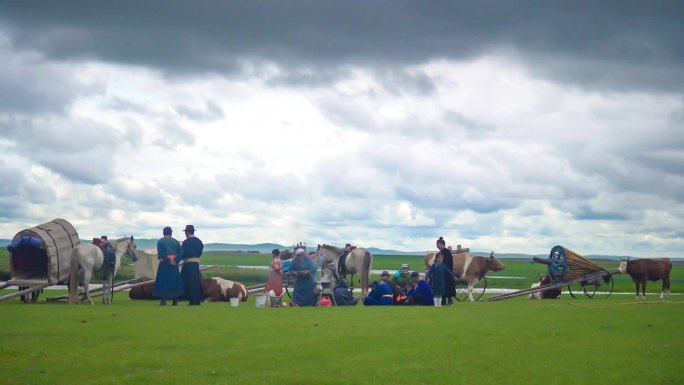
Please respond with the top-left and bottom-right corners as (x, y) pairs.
(131, 239), (287, 254)
(1, 238), (681, 261)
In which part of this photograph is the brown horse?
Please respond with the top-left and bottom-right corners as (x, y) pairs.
(618, 258), (672, 299)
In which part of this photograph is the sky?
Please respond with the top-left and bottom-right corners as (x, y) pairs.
(0, 1), (682, 257)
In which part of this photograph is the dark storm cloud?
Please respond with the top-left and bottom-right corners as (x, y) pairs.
(0, 1), (681, 93)
(0, 37), (103, 114)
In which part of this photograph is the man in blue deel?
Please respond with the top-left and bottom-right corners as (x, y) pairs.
(181, 224), (204, 306)
(153, 226), (184, 306)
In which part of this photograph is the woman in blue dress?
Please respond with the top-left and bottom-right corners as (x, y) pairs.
(289, 248), (317, 306)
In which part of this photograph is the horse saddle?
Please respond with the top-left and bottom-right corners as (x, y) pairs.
(92, 238), (116, 277)
(338, 251), (350, 277)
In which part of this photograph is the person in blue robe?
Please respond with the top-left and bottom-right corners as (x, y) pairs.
(363, 281), (394, 306)
(181, 224), (204, 306)
(289, 248), (317, 306)
(406, 271), (434, 306)
(437, 237), (455, 305)
(427, 253), (448, 305)
(333, 279), (358, 306)
(153, 226), (184, 305)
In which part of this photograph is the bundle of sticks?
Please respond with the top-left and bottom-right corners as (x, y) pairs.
(533, 246), (606, 282)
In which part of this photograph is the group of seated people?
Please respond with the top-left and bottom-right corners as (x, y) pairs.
(328, 262), (446, 307)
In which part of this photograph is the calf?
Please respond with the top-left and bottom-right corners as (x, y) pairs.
(618, 258), (672, 299)
(129, 277), (249, 302)
(528, 275), (561, 299)
(201, 277), (249, 302)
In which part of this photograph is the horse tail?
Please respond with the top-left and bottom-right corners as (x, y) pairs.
(361, 250), (372, 298)
(68, 247), (80, 304)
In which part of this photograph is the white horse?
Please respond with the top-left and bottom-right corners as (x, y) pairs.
(316, 244), (373, 298)
(68, 237), (137, 304)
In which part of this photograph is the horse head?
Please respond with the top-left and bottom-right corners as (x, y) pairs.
(112, 236), (138, 264)
(316, 244), (340, 265)
(123, 236), (138, 262)
(488, 251), (506, 272)
(617, 257), (629, 274)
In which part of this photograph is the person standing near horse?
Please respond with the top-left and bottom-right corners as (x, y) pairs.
(181, 225), (204, 306)
(427, 251), (447, 306)
(437, 237), (455, 305)
(290, 248), (317, 306)
(265, 249), (284, 296)
(153, 226), (184, 306)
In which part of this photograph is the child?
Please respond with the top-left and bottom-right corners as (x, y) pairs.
(428, 252), (448, 306)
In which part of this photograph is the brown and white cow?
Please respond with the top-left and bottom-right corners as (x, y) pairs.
(425, 250), (506, 301)
(528, 275), (561, 299)
(618, 258), (672, 299)
(128, 277), (249, 302)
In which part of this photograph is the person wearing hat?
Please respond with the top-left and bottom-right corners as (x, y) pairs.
(406, 271), (433, 306)
(153, 226), (184, 305)
(337, 243), (355, 278)
(380, 270), (391, 283)
(289, 248), (317, 306)
(392, 263), (411, 287)
(363, 278), (394, 306)
(181, 225), (204, 305)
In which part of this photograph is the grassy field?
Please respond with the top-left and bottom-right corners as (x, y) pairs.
(2, 249), (682, 384)
(0, 294), (682, 385)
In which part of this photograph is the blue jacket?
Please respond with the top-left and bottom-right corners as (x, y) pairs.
(428, 263), (448, 296)
(364, 282), (394, 306)
(407, 280), (434, 306)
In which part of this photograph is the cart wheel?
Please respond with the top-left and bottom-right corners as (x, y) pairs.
(584, 274), (613, 299)
(454, 277), (486, 302)
(567, 281), (585, 299)
(19, 287), (41, 303)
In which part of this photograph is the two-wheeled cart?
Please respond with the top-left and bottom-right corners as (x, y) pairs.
(486, 245), (618, 301)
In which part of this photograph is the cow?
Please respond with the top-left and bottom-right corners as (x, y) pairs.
(528, 275), (561, 299)
(128, 277), (249, 302)
(618, 258), (672, 299)
(425, 250), (506, 301)
(202, 277), (249, 302)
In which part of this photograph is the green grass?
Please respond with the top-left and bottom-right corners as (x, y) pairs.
(0, 295), (681, 385)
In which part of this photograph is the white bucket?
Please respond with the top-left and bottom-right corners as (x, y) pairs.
(255, 294), (267, 307)
(229, 297), (240, 307)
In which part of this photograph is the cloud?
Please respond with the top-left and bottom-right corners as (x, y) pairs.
(0, 161), (56, 220)
(0, 2), (681, 94)
(0, 33), (103, 114)
(174, 102), (224, 122)
(0, 4), (682, 258)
